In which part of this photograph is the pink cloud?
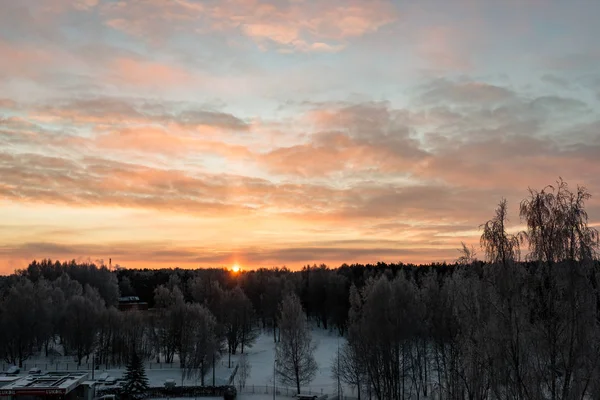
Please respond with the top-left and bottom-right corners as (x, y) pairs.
(415, 26), (474, 70)
(0, 41), (54, 79)
(108, 57), (195, 87)
(99, 0), (396, 52)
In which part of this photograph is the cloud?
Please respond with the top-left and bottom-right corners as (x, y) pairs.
(415, 26), (475, 71)
(0, 153), (242, 213)
(541, 74), (571, 89)
(415, 135), (600, 194)
(94, 126), (253, 159)
(529, 95), (588, 113)
(262, 102), (427, 177)
(107, 57), (196, 87)
(0, 99), (17, 109)
(419, 79), (516, 105)
(0, 148), (511, 230)
(36, 96), (250, 131)
(542, 52), (600, 72)
(99, 0), (396, 52)
(0, 240), (457, 269)
(0, 40), (54, 79)
(0, 152), (357, 219)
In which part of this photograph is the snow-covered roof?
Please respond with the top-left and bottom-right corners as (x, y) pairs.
(0, 372), (89, 396)
(0, 377), (20, 386)
(118, 296), (141, 302)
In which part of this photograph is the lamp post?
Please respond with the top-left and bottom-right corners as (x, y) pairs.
(337, 337), (342, 399)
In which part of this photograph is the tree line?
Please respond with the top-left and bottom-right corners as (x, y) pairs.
(1, 178), (599, 399)
(334, 179), (600, 400)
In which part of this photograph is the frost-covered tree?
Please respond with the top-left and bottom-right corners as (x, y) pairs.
(181, 304), (222, 386)
(520, 178), (599, 263)
(331, 341), (365, 399)
(237, 353), (251, 390)
(275, 293), (317, 394)
(0, 279), (37, 367)
(480, 198), (520, 266)
(61, 285), (104, 365)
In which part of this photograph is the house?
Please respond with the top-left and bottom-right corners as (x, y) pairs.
(117, 296), (148, 311)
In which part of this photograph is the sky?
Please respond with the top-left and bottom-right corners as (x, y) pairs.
(1, 0), (600, 273)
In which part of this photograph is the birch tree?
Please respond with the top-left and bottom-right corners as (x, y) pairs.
(275, 293), (318, 394)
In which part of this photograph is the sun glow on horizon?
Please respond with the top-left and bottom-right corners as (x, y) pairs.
(231, 263), (241, 273)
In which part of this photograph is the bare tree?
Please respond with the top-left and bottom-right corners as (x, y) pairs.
(237, 353), (251, 390)
(347, 274), (422, 400)
(520, 178), (599, 263)
(456, 241), (478, 265)
(275, 293), (318, 394)
(61, 285), (104, 366)
(0, 279), (37, 367)
(480, 198), (521, 266)
(181, 304), (222, 386)
(331, 341), (365, 399)
(221, 286), (258, 359)
(484, 263), (533, 400)
(152, 284), (186, 365)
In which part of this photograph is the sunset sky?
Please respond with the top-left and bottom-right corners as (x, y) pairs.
(1, 0), (600, 273)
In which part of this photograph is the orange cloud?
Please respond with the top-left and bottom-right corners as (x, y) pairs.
(94, 126), (253, 159)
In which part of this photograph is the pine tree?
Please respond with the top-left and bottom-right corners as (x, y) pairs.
(123, 350), (149, 398)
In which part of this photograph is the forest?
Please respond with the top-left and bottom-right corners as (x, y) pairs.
(1, 178), (599, 400)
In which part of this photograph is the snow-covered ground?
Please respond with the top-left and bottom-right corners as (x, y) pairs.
(231, 327), (345, 396)
(1, 328), (349, 398)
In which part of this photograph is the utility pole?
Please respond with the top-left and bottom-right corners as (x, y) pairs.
(273, 354), (276, 400)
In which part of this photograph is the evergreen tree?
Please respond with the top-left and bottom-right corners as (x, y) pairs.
(123, 350), (149, 398)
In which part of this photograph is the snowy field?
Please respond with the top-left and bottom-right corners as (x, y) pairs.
(230, 327), (346, 396)
(1, 328), (352, 399)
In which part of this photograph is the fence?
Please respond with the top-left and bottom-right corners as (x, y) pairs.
(238, 384), (328, 397)
(98, 385), (237, 399)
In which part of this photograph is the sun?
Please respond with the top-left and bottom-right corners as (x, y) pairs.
(231, 264), (241, 273)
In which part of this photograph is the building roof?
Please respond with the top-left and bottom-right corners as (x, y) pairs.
(118, 296), (140, 303)
(0, 377), (20, 386)
(0, 372), (89, 396)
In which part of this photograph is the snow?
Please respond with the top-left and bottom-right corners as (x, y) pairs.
(95, 361), (235, 388)
(1, 327), (348, 398)
(148, 397), (295, 400)
(229, 327), (347, 397)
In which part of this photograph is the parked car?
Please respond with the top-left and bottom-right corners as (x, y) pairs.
(164, 379), (176, 388)
(6, 366), (20, 375)
(28, 368), (42, 375)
